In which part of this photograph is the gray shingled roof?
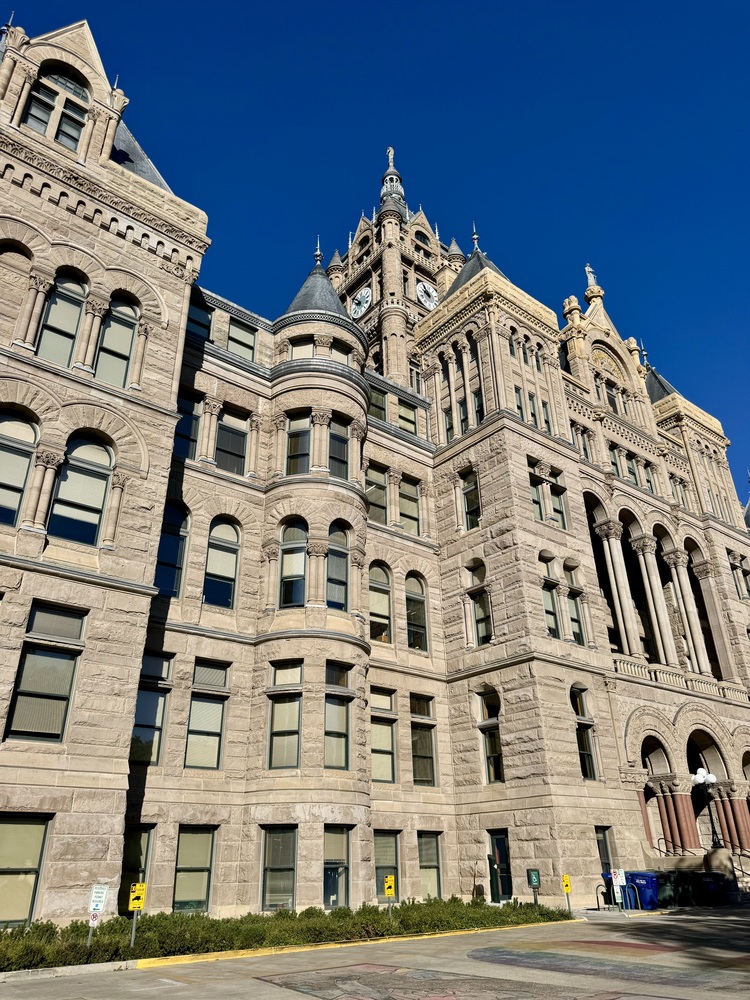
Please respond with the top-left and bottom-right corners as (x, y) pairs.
(447, 237), (464, 258)
(283, 263), (349, 318)
(445, 248), (507, 298)
(109, 121), (172, 193)
(645, 366), (680, 404)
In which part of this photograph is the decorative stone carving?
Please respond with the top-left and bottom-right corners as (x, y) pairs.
(307, 541), (328, 557)
(203, 398), (222, 417)
(273, 414), (288, 431)
(387, 469), (402, 486)
(112, 472), (128, 490)
(692, 560), (714, 581)
(137, 320), (153, 338)
(594, 519), (623, 541)
(350, 420), (366, 441)
(630, 535), (657, 555)
(29, 274), (53, 294)
(262, 543), (279, 562)
(663, 549), (689, 569)
(311, 409), (332, 426)
(36, 450), (64, 469)
(85, 299), (109, 317)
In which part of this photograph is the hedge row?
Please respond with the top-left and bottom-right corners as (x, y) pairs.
(0, 897), (570, 971)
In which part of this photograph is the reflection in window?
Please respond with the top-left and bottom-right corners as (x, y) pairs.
(203, 519), (240, 608)
(369, 563), (391, 643)
(279, 520), (307, 608)
(0, 413), (37, 526)
(47, 435), (111, 545)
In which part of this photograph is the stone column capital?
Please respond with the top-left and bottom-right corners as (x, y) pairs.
(203, 397), (222, 417)
(692, 559), (715, 581)
(273, 413), (288, 431)
(663, 549), (689, 569)
(307, 541), (328, 558)
(314, 334), (333, 348)
(311, 409), (332, 426)
(387, 469), (402, 486)
(263, 543), (279, 562)
(112, 471), (128, 490)
(630, 534), (657, 555)
(350, 420), (366, 441)
(85, 298), (109, 318)
(137, 320), (153, 338)
(29, 273), (53, 295)
(594, 519), (623, 541)
(249, 413), (262, 431)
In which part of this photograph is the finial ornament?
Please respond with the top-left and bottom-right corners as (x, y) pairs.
(471, 223), (480, 252)
(585, 262), (597, 288)
(640, 339), (648, 365)
(314, 236), (323, 265)
(387, 146), (395, 170)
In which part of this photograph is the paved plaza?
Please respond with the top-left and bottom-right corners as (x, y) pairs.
(3, 910), (750, 1000)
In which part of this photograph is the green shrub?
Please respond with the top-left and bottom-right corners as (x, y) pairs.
(0, 896), (570, 971)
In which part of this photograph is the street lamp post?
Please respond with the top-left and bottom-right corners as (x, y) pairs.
(691, 767), (722, 849)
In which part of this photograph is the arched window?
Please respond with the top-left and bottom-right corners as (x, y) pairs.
(369, 563), (391, 643)
(405, 573), (428, 651)
(326, 522), (349, 611)
(570, 686), (596, 780)
(23, 67), (90, 152)
(36, 276), (87, 367)
(47, 435), (112, 545)
(0, 412), (37, 526)
(203, 519), (240, 608)
(279, 519), (307, 608)
(94, 300), (138, 388)
(154, 502), (189, 597)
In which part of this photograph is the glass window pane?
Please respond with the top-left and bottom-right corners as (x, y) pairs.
(185, 733), (220, 768)
(420, 867), (440, 899)
(370, 689), (392, 711)
(325, 734), (347, 768)
(272, 697), (300, 729)
(194, 661), (227, 687)
(0, 873), (37, 923)
(177, 830), (213, 868)
(273, 662), (302, 685)
(0, 819), (46, 868)
(271, 733), (299, 768)
(263, 869), (294, 909)
(418, 832), (439, 866)
(11, 695), (67, 736)
(374, 832), (397, 866)
(372, 753), (394, 781)
(371, 720), (394, 751)
(28, 605), (84, 640)
(173, 870), (209, 909)
(189, 697), (223, 732)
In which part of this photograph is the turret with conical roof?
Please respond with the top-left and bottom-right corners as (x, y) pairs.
(379, 145), (408, 220)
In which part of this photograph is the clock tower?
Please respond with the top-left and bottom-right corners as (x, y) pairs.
(327, 149), (464, 389)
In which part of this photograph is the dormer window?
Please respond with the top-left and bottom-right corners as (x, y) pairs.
(23, 67), (90, 153)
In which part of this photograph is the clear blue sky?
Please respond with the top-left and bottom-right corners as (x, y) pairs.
(17, 1), (750, 497)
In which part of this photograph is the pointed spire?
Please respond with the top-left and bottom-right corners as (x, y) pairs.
(327, 248), (343, 270)
(379, 145), (407, 219)
(314, 236), (323, 265)
(447, 237), (464, 259)
(471, 223), (480, 253)
(283, 253), (348, 318)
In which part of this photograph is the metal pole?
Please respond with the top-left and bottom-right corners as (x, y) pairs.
(532, 887), (538, 907)
(566, 893), (572, 915)
(87, 922), (94, 948)
(130, 908), (138, 950)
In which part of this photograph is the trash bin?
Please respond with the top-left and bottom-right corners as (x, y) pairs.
(693, 872), (728, 906)
(656, 871), (677, 908)
(673, 869), (694, 906)
(600, 872), (614, 906)
(626, 871), (659, 910)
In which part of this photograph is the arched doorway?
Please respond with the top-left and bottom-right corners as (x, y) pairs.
(687, 730), (728, 849)
(641, 736), (673, 852)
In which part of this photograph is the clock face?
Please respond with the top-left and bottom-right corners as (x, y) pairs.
(417, 281), (438, 310)
(351, 286), (372, 319)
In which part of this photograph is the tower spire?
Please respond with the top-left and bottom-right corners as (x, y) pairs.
(314, 235), (323, 265)
(379, 146), (406, 218)
(471, 223), (480, 253)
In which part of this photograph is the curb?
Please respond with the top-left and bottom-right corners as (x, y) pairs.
(0, 918), (583, 980)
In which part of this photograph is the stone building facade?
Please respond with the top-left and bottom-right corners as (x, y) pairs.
(0, 20), (749, 925)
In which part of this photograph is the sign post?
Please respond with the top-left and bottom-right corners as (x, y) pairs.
(611, 868), (624, 909)
(128, 881), (146, 949)
(383, 874), (395, 919)
(526, 868), (541, 907)
(87, 884), (108, 947)
(561, 873), (572, 914)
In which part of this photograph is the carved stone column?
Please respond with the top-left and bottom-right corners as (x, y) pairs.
(488, 306), (509, 412)
(451, 473), (463, 531)
(692, 559), (736, 680)
(579, 593), (598, 649)
(101, 471), (127, 547)
(307, 541), (328, 606)
(555, 584), (576, 643)
(444, 351), (459, 436)
(311, 409), (331, 473)
(595, 520), (642, 657)
(197, 397), (221, 464)
(313, 333), (332, 357)
(349, 420), (365, 485)
(14, 274), (52, 348)
(10, 64), (35, 127)
(661, 781), (683, 854)
(19, 455), (48, 529)
(461, 594), (474, 649)
(419, 482), (433, 539)
(31, 450), (64, 530)
(715, 786), (740, 852)
(247, 413), (261, 477)
(663, 550), (711, 675)
(729, 789), (750, 850)
(350, 550), (365, 615)
(458, 340), (475, 429)
(630, 536), (666, 666)
(273, 413), (287, 477)
(262, 543), (279, 610)
(387, 469), (402, 528)
(77, 105), (103, 163)
(128, 320), (152, 389)
(80, 299), (109, 372)
(424, 362), (444, 445)
(473, 327), (495, 414)
(590, 408), (608, 468)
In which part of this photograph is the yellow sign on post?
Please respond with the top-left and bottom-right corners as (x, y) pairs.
(383, 875), (396, 898)
(128, 882), (147, 910)
(561, 874), (572, 893)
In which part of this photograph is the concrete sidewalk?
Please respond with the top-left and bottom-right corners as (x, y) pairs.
(2, 909), (749, 1000)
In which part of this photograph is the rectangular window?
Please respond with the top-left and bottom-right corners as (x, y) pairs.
(522, 342), (529, 365)
(273, 661), (302, 686)
(7, 605), (86, 743)
(550, 483), (567, 530)
(542, 400), (551, 433)
(418, 832), (441, 899)
(461, 470), (481, 529)
(118, 825), (151, 915)
(576, 723), (596, 779)
(509, 338), (517, 358)
(24, 84), (54, 135)
(530, 476), (543, 521)
(324, 826), (349, 909)
(528, 393), (538, 427)
(331, 341), (350, 365)
(595, 826), (613, 871)
(173, 827), (213, 912)
(324, 695), (348, 769)
(369, 389), (386, 421)
(365, 463), (388, 524)
(568, 593), (585, 647)
(444, 408), (454, 442)
(542, 585), (560, 639)
(409, 694), (432, 717)
(609, 444), (620, 476)
(141, 652), (172, 682)
(399, 476), (420, 535)
(374, 831), (399, 903)
(514, 386), (524, 419)
(328, 417), (349, 479)
(411, 724), (435, 786)
(175, 393), (201, 460)
(269, 695), (301, 768)
(626, 453), (638, 485)
(0, 816), (48, 925)
(290, 338), (314, 359)
(409, 363), (422, 393)
(484, 727), (504, 782)
(473, 390), (484, 424)
(325, 662), (350, 688)
(55, 99), (86, 151)
(263, 826), (296, 910)
(186, 301), (212, 340)
(398, 401), (417, 435)
(215, 410), (247, 475)
(605, 383), (618, 413)
(458, 398), (469, 435)
(185, 696), (224, 769)
(94, 310), (136, 388)
(194, 659), (229, 688)
(286, 414), (311, 475)
(371, 718), (395, 782)
(130, 689), (166, 764)
(227, 318), (256, 361)
(370, 687), (393, 711)
(472, 590), (492, 645)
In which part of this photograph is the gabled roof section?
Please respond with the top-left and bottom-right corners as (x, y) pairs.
(29, 20), (109, 83)
(645, 366), (680, 404)
(110, 121), (172, 193)
(445, 248), (507, 299)
(283, 263), (349, 318)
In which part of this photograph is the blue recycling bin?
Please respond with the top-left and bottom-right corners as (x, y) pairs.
(626, 871), (659, 910)
(600, 871), (614, 905)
